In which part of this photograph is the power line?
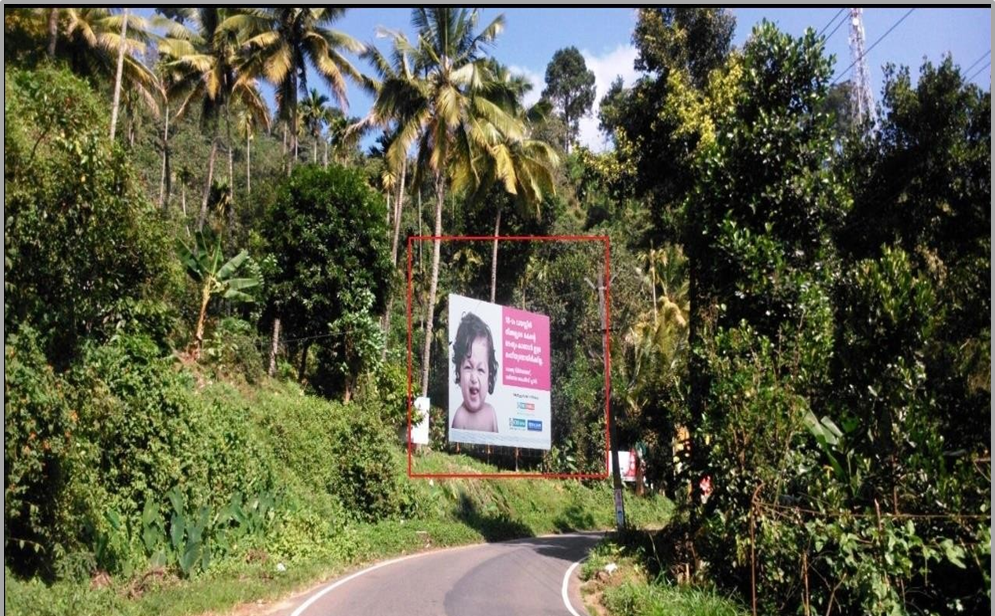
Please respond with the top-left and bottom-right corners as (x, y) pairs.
(817, 8), (846, 38)
(832, 8), (916, 86)
(967, 61), (991, 83)
(964, 49), (991, 75)
(823, 12), (848, 43)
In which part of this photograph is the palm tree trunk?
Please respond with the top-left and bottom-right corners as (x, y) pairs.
(288, 74), (298, 176)
(420, 172), (445, 397)
(181, 182), (187, 217)
(490, 204), (502, 303)
(313, 136), (318, 164)
(246, 133), (251, 197)
(47, 8), (59, 58)
(199, 123), (219, 231)
(391, 157), (407, 267)
(226, 104), (234, 185)
(159, 103), (170, 212)
(194, 282), (211, 359)
(108, 8), (129, 141)
(268, 317), (280, 376)
(282, 123), (288, 156)
(323, 138), (328, 168)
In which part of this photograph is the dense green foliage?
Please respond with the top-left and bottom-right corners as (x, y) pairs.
(4, 67), (173, 366)
(597, 12), (990, 616)
(264, 164), (391, 395)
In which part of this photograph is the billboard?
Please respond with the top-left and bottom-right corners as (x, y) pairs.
(447, 293), (551, 450)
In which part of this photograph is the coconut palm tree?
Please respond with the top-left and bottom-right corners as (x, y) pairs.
(164, 8), (268, 231)
(458, 61), (559, 302)
(235, 106), (260, 197)
(300, 88), (330, 164)
(235, 8), (365, 174)
(370, 8), (522, 397)
(50, 8), (160, 118)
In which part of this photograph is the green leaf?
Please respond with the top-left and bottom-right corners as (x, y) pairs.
(940, 538), (967, 569)
(170, 512), (185, 552)
(179, 541), (201, 576)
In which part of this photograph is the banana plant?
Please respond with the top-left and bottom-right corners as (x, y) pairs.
(177, 230), (262, 357)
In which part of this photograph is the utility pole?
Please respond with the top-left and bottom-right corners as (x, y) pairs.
(588, 266), (625, 530)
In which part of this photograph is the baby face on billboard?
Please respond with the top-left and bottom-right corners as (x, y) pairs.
(460, 337), (491, 412)
(451, 312), (498, 433)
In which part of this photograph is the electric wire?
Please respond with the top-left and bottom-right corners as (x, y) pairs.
(963, 49), (991, 75)
(817, 8), (846, 38)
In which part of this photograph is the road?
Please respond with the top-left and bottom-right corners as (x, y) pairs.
(275, 532), (603, 616)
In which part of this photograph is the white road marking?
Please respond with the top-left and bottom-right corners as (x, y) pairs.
(562, 557), (587, 616)
(289, 551), (427, 616)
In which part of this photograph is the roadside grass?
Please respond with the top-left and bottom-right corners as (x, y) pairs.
(6, 448), (672, 616)
(580, 530), (746, 616)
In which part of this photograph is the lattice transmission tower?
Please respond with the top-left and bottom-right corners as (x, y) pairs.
(848, 8), (875, 124)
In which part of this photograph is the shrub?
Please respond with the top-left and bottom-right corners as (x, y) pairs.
(4, 326), (75, 578)
(4, 67), (170, 368)
(203, 317), (265, 384)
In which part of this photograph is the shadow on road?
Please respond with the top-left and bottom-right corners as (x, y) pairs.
(455, 492), (535, 542)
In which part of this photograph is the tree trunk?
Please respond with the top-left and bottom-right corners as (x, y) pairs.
(108, 8), (128, 141)
(181, 183), (187, 217)
(268, 317), (280, 376)
(47, 8), (59, 58)
(313, 135), (318, 164)
(490, 204), (502, 303)
(246, 132), (251, 197)
(282, 123), (288, 156)
(298, 341), (310, 383)
(323, 137), (328, 168)
(226, 104), (234, 185)
(199, 124), (219, 232)
(390, 157), (407, 267)
(420, 172), (445, 397)
(159, 103), (170, 212)
(194, 282), (211, 359)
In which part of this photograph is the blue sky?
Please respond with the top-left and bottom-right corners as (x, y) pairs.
(144, 8), (991, 151)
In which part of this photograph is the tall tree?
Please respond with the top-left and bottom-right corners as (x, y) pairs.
(52, 8), (160, 113)
(237, 8), (365, 174)
(369, 8), (520, 398)
(600, 8), (737, 504)
(164, 8), (268, 231)
(108, 8), (128, 141)
(300, 87), (330, 164)
(541, 47), (595, 153)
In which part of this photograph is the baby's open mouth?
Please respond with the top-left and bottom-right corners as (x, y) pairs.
(469, 386), (480, 397)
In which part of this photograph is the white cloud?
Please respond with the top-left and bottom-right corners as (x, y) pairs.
(579, 45), (639, 152)
(508, 65), (544, 110)
(509, 44), (639, 152)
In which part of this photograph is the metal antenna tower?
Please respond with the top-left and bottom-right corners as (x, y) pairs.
(848, 8), (875, 123)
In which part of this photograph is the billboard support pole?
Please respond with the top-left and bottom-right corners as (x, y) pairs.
(591, 268), (625, 531)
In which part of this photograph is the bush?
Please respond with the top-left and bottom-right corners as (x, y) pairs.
(203, 317), (265, 384)
(254, 391), (413, 523)
(4, 326), (75, 578)
(4, 67), (170, 367)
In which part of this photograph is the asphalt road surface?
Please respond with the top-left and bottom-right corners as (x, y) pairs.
(277, 531), (603, 616)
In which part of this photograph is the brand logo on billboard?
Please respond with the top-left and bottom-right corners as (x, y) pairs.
(510, 418), (527, 430)
(527, 420), (543, 432)
(517, 402), (535, 411)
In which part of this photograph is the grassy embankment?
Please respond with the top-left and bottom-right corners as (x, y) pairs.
(6, 377), (672, 616)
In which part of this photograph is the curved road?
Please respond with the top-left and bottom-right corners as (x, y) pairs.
(276, 532), (602, 616)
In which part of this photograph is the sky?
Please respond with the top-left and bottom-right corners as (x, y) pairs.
(145, 7), (992, 152)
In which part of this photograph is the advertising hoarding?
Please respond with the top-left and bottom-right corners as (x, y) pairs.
(447, 293), (551, 450)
